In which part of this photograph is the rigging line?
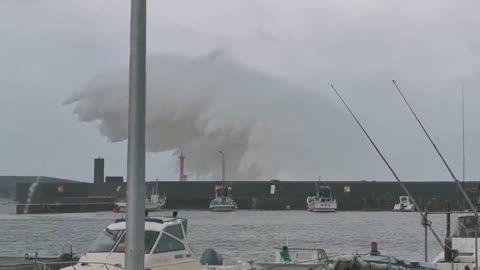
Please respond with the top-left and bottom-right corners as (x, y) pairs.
(330, 84), (444, 249)
(391, 79), (477, 270)
(391, 80), (476, 213)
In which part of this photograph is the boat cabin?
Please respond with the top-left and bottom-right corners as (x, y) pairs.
(65, 217), (201, 270)
(452, 214), (480, 238)
(392, 196), (414, 212)
(432, 214), (480, 268)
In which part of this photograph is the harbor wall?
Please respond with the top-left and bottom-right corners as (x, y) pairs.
(15, 180), (480, 212)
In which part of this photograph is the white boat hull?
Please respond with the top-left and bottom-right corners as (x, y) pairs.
(115, 202), (165, 213)
(63, 258), (254, 270)
(257, 262), (327, 270)
(392, 204), (415, 212)
(307, 207), (336, 213)
(209, 204), (237, 212)
(307, 200), (337, 212)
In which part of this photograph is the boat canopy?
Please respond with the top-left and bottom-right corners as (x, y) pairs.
(452, 215), (480, 238)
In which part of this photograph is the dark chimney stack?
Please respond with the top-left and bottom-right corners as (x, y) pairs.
(94, 157), (105, 185)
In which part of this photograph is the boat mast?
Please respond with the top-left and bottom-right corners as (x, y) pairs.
(391, 80), (477, 270)
(219, 151), (226, 197)
(125, 0), (146, 269)
(317, 176), (321, 197)
(330, 84), (444, 248)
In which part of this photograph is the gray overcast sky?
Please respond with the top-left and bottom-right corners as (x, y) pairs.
(1, 1), (479, 182)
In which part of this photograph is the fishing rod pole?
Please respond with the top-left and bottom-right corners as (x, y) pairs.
(330, 84), (444, 249)
(391, 80), (477, 269)
(391, 80), (477, 212)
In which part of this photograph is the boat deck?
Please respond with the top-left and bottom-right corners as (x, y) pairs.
(0, 256), (78, 270)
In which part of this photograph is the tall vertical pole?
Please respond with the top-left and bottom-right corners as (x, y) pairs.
(462, 84), (465, 185)
(460, 84), (477, 270)
(125, 0), (147, 269)
(179, 151), (185, 182)
(219, 151), (225, 196)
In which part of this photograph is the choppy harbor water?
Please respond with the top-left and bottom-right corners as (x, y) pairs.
(0, 202), (451, 264)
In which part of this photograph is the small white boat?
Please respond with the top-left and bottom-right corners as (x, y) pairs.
(60, 214), (255, 270)
(257, 247), (329, 270)
(209, 184), (237, 212)
(392, 196), (414, 212)
(306, 185), (337, 212)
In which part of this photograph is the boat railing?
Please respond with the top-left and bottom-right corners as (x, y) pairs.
(31, 261), (125, 270)
(4, 260), (79, 270)
(273, 247), (328, 263)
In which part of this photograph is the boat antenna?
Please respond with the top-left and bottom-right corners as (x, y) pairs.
(330, 84), (444, 248)
(125, 0), (146, 269)
(219, 151), (226, 196)
(391, 80), (477, 269)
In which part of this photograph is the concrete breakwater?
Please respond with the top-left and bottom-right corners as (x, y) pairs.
(15, 180), (480, 213)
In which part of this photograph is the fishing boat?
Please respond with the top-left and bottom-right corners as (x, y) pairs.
(114, 193), (166, 213)
(114, 182), (167, 213)
(60, 214), (255, 270)
(257, 247), (329, 270)
(209, 184), (237, 212)
(209, 151), (237, 212)
(306, 184), (336, 212)
(392, 196), (415, 212)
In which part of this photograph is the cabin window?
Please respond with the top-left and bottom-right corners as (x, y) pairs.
(113, 231), (159, 254)
(452, 216), (480, 238)
(164, 224), (184, 239)
(145, 231), (160, 253)
(153, 233), (185, 253)
(89, 229), (124, 253)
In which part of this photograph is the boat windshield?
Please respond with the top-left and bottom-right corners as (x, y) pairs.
(89, 229), (124, 253)
(89, 229), (160, 254)
(114, 231), (160, 254)
(452, 215), (480, 237)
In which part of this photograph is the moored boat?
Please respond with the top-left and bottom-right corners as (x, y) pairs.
(257, 246), (329, 270)
(306, 184), (336, 212)
(209, 184), (237, 212)
(60, 214), (254, 270)
(392, 196), (415, 212)
(114, 181), (167, 213)
(432, 213), (479, 270)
